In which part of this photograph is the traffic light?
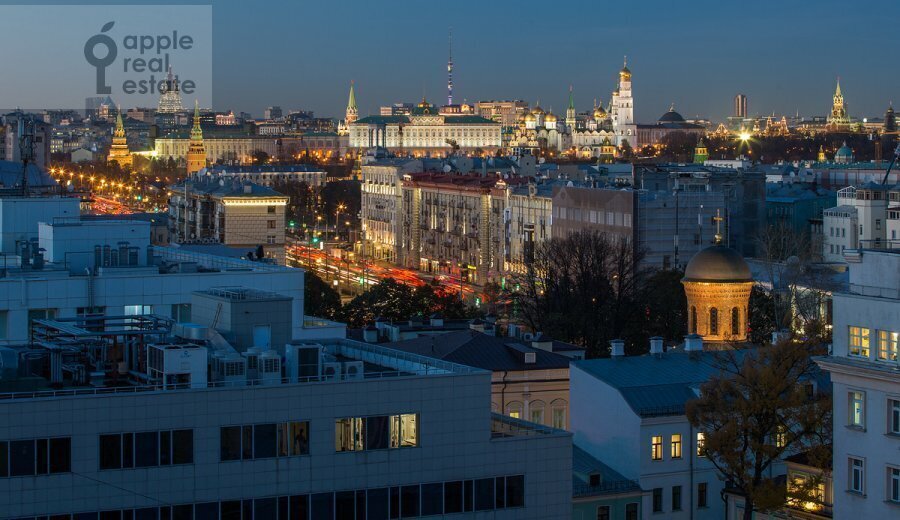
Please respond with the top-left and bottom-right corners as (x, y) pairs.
(311, 237), (320, 244)
(289, 220), (296, 228)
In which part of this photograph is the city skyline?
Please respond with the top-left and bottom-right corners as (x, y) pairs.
(3, 0), (900, 122)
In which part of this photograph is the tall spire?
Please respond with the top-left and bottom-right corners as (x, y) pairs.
(114, 106), (125, 138)
(447, 28), (454, 105)
(345, 80), (359, 126)
(835, 77), (842, 97)
(187, 100), (206, 175)
(348, 80), (357, 111)
(568, 85), (574, 111)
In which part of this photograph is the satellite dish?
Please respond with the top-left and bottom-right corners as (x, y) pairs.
(442, 164), (452, 173)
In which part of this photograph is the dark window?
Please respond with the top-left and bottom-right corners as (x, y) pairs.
(597, 505), (611, 520)
(278, 496), (288, 520)
(652, 487), (663, 512)
(401, 485), (419, 517)
(444, 481), (463, 514)
(253, 424), (277, 459)
(709, 308), (719, 335)
(194, 503), (217, 520)
(366, 416), (389, 450)
(100, 434), (122, 469)
(672, 485), (682, 510)
(290, 495), (309, 520)
(221, 501), (241, 520)
(311, 493), (334, 520)
(242, 425), (254, 460)
(367, 488), (389, 520)
(172, 505), (191, 520)
(220, 427), (241, 461)
(494, 477), (506, 509)
(101, 512), (121, 520)
(463, 480), (474, 512)
(698, 482), (708, 508)
(77, 514), (101, 520)
(134, 509), (156, 520)
(355, 490), (366, 520)
(690, 306), (697, 334)
(50, 438), (71, 473)
(122, 433), (134, 468)
(390, 486), (400, 519)
(10, 440), (35, 476)
(134, 432), (158, 467)
(506, 475), (525, 508)
(160, 431), (171, 465)
(625, 503), (638, 520)
(335, 491), (355, 520)
(254, 497), (277, 520)
(172, 430), (193, 464)
(731, 307), (740, 336)
(0, 441), (7, 477)
(474, 478), (494, 511)
(36, 438), (48, 474)
(421, 482), (443, 516)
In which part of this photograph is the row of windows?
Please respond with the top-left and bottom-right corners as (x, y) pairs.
(335, 414), (417, 452)
(650, 433), (705, 461)
(594, 503), (638, 520)
(848, 457), (900, 503)
(6, 475), (525, 520)
(846, 392), (900, 434)
(220, 422), (309, 461)
(829, 226), (847, 237)
(0, 438), (71, 478)
(650, 482), (708, 513)
(848, 326), (899, 361)
(689, 306), (742, 336)
(99, 430), (193, 470)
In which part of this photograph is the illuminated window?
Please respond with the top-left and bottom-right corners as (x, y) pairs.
(878, 330), (899, 361)
(391, 413), (418, 448)
(335, 417), (365, 452)
(775, 426), (786, 448)
(849, 391), (866, 428)
(849, 326), (870, 357)
(696, 432), (706, 457)
(671, 434), (682, 459)
(651, 436), (663, 461)
(787, 471), (824, 511)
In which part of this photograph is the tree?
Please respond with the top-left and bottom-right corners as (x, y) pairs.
(686, 340), (832, 519)
(251, 150), (270, 165)
(618, 139), (634, 159)
(747, 286), (777, 345)
(510, 230), (646, 357)
(304, 272), (341, 320)
(642, 269), (687, 343)
(338, 279), (479, 328)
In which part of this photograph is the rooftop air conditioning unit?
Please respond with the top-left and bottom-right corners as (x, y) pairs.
(342, 361), (364, 381)
(322, 362), (342, 382)
(524, 352), (537, 364)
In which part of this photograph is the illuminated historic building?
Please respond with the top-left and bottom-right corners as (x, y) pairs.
(157, 66), (184, 114)
(106, 110), (132, 169)
(826, 79), (852, 132)
(349, 97), (502, 156)
(681, 215), (753, 345)
(186, 101), (207, 175)
(609, 58), (637, 146)
(338, 81), (358, 136)
(693, 138), (708, 164)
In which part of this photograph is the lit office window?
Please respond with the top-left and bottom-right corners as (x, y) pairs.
(696, 432), (706, 457)
(651, 436), (663, 461)
(878, 330), (899, 361)
(849, 327), (870, 357)
(670, 434), (682, 459)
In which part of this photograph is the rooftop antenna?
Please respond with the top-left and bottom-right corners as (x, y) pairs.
(447, 27), (453, 106)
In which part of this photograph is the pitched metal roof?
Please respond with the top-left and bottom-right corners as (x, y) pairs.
(386, 329), (572, 371)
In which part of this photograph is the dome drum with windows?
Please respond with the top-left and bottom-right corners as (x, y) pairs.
(681, 212), (753, 345)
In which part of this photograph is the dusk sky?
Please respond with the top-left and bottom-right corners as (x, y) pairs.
(10, 0), (900, 121)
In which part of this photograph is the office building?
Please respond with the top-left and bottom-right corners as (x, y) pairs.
(168, 176), (289, 263)
(202, 165), (327, 189)
(734, 94), (748, 118)
(823, 183), (898, 262)
(815, 248), (900, 519)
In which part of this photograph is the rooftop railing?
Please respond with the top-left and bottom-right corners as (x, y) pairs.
(490, 412), (568, 438)
(572, 478), (642, 498)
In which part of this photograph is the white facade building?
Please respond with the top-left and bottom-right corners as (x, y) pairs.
(816, 248), (900, 519)
(571, 343), (734, 520)
(823, 184), (895, 261)
(360, 159), (422, 262)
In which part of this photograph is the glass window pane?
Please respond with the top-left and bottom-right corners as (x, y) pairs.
(172, 430), (193, 465)
(134, 432), (159, 467)
(242, 425), (253, 460)
(171, 505), (191, 520)
(311, 493), (334, 520)
(335, 491), (355, 520)
(421, 483), (443, 516)
(100, 435), (122, 470)
(220, 501), (241, 520)
(220, 427), (241, 461)
(367, 488), (389, 520)
(9, 439), (35, 476)
(289, 422), (309, 456)
(254, 497), (277, 520)
(0, 441), (7, 477)
(366, 416), (389, 450)
(356, 490), (366, 520)
(36, 438), (48, 475)
(444, 481), (463, 514)
(122, 433), (134, 468)
(194, 503), (217, 520)
(401, 485), (419, 517)
(134, 510), (156, 520)
(159, 431), (171, 466)
(400, 414), (418, 447)
(289, 495), (308, 520)
(254, 424), (277, 459)
(495, 477), (506, 509)
(474, 478), (494, 511)
(50, 438), (71, 473)
(506, 475), (525, 508)
(464, 480), (473, 512)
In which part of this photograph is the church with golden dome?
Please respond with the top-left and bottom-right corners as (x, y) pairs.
(681, 213), (753, 346)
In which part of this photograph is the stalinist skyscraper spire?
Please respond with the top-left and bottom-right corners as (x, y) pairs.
(447, 28), (453, 106)
(186, 100), (206, 175)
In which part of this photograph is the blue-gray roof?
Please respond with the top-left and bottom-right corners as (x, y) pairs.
(572, 446), (641, 497)
(207, 164), (324, 174)
(386, 330), (573, 371)
(0, 161), (57, 188)
(574, 351), (752, 417)
(170, 178), (287, 198)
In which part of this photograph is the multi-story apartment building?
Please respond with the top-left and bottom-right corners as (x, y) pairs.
(360, 158), (422, 262)
(571, 338), (736, 520)
(168, 176), (289, 263)
(398, 172), (515, 285)
(823, 184), (899, 261)
(203, 164), (327, 189)
(473, 100), (529, 128)
(504, 182), (554, 274)
(816, 248), (900, 518)
(0, 317), (572, 519)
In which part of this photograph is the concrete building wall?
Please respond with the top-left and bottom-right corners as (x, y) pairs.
(38, 220), (151, 272)
(0, 197), (81, 253)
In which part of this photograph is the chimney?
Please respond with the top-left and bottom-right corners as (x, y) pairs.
(684, 334), (703, 352)
(649, 336), (664, 355)
(610, 339), (625, 357)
